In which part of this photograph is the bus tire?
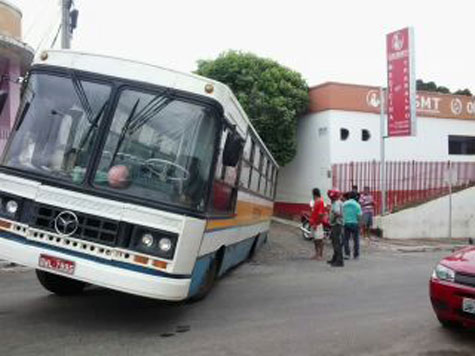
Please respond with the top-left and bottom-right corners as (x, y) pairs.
(248, 235), (260, 260)
(36, 270), (86, 296)
(189, 248), (224, 302)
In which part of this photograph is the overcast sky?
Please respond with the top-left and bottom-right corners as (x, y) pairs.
(11, 0), (475, 91)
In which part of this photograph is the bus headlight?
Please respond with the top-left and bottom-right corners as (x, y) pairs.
(0, 194), (23, 220)
(6, 200), (19, 215)
(141, 233), (154, 248)
(131, 227), (178, 259)
(158, 237), (172, 252)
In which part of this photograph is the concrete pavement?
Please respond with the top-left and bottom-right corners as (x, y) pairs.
(0, 222), (474, 356)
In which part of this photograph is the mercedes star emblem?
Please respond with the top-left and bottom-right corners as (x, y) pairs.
(54, 211), (79, 237)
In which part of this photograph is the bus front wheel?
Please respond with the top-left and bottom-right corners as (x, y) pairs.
(36, 270), (86, 296)
(189, 257), (219, 302)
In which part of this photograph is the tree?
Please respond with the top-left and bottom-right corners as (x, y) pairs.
(416, 79), (439, 92)
(436, 86), (450, 94)
(416, 79), (473, 96)
(454, 88), (473, 96)
(195, 51), (309, 166)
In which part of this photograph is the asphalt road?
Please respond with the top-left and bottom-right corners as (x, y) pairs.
(0, 222), (474, 356)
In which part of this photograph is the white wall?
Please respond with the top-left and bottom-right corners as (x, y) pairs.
(375, 186), (475, 239)
(276, 113), (332, 204)
(329, 110), (475, 163)
(276, 109), (475, 205)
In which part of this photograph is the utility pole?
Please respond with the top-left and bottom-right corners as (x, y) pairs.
(380, 87), (387, 215)
(61, 0), (72, 49)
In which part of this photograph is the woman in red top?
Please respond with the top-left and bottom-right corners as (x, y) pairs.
(309, 188), (325, 260)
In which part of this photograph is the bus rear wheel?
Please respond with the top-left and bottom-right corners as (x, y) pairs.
(36, 270), (86, 296)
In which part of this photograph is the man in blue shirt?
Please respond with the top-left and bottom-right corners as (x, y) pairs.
(343, 192), (362, 259)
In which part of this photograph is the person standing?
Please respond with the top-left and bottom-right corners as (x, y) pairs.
(359, 186), (375, 238)
(343, 192), (363, 259)
(351, 185), (361, 202)
(327, 189), (344, 267)
(309, 188), (325, 260)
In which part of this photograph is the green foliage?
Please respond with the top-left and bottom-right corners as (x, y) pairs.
(416, 79), (472, 96)
(454, 88), (473, 96)
(195, 51), (309, 166)
(416, 79), (439, 92)
(436, 86), (450, 94)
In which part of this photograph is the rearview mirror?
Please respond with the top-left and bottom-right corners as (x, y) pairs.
(222, 133), (243, 167)
(0, 90), (8, 115)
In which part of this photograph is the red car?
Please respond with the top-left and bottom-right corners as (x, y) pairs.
(430, 246), (475, 328)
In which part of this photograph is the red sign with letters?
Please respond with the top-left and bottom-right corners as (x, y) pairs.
(386, 27), (416, 136)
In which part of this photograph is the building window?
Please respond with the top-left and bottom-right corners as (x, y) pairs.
(449, 135), (475, 155)
(362, 129), (371, 141)
(340, 128), (349, 141)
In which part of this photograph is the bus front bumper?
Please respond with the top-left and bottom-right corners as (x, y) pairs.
(0, 231), (191, 301)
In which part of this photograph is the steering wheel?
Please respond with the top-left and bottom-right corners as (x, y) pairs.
(143, 158), (190, 182)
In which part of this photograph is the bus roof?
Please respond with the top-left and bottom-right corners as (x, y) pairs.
(34, 50), (278, 167)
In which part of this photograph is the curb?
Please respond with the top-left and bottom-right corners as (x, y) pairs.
(271, 216), (301, 228)
(394, 245), (467, 253)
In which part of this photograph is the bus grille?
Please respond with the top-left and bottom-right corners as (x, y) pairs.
(31, 203), (119, 246)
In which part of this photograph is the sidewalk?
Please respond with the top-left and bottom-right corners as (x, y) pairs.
(271, 217), (471, 253)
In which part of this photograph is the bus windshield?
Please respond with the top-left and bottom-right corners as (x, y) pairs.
(94, 88), (218, 211)
(3, 72), (111, 182)
(2, 72), (219, 211)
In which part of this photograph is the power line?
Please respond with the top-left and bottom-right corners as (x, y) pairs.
(34, 16), (61, 54)
(50, 24), (62, 49)
(24, 0), (58, 42)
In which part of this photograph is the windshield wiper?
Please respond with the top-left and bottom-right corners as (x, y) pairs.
(109, 98), (141, 167)
(76, 100), (109, 152)
(70, 71), (94, 124)
(128, 95), (173, 135)
(15, 102), (31, 131)
(108, 91), (173, 167)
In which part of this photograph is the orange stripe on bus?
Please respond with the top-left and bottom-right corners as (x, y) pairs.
(206, 200), (273, 231)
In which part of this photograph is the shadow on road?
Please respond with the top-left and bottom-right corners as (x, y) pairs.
(13, 286), (194, 336)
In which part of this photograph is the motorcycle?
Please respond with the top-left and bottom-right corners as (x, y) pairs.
(300, 211), (313, 240)
(299, 205), (331, 241)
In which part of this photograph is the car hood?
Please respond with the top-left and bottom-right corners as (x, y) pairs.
(441, 246), (475, 275)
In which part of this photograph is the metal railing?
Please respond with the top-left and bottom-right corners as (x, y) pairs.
(332, 161), (475, 215)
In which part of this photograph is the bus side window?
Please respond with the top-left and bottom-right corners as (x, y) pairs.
(265, 159), (271, 197)
(248, 139), (256, 189)
(271, 166), (278, 198)
(250, 146), (260, 192)
(210, 127), (239, 215)
(239, 135), (252, 188)
(259, 154), (267, 195)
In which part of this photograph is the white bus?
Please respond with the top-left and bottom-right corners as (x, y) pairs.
(0, 50), (278, 301)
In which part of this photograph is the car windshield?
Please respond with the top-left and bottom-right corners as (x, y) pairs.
(2, 73), (111, 182)
(93, 89), (218, 211)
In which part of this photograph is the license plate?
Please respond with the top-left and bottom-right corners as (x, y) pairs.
(462, 298), (475, 315)
(38, 254), (75, 275)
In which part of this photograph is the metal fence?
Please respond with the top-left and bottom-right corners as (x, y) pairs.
(332, 161), (475, 215)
